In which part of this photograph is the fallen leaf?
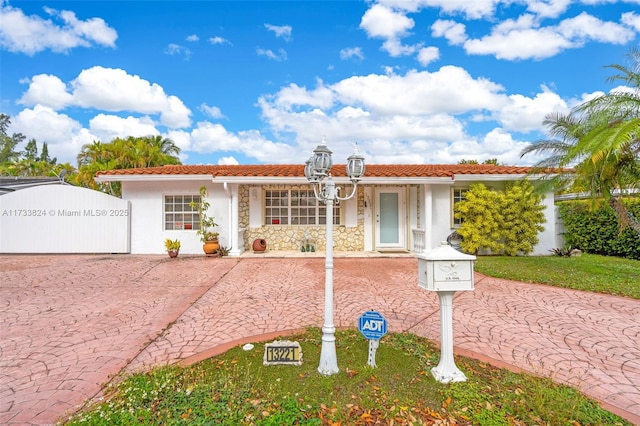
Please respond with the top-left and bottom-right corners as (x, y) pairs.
(442, 397), (451, 409)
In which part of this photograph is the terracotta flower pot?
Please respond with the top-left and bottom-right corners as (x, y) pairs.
(253, 238), (267, 252)
(168, 249), (179, 258)
(203, 240), (220, 254)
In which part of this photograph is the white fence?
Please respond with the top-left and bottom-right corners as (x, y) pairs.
(0, 185), (130, 253)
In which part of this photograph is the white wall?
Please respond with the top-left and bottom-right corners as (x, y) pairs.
(0, 185), (130, 253)
(122, 180), (230, 254)
(430, 184), (454, 249)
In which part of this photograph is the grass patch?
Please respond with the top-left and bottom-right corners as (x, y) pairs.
(475, 253), (640, 299)
(65, 329), (629, 425)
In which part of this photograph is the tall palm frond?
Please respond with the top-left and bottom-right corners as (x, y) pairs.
(521, 47), (640, 236)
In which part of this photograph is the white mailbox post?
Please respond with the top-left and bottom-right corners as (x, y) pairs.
(416, 242), (476, 383)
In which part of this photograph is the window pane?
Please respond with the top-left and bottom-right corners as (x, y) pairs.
(263, 189), (341, 226)
(164, 194), (200, 231)
(452, 189), (467, 226)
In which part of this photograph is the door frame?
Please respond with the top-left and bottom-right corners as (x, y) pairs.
(374, 186), (406, 250)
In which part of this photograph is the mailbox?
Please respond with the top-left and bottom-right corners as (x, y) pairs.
(417, 242), (476, 291)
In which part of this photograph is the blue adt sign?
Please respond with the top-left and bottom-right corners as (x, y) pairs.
(358, 310), (387, 340)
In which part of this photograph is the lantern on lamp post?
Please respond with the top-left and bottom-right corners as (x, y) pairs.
(304, 136), (365, 375)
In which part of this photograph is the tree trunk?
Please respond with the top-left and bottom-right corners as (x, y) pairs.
(609, 197), (640, 236)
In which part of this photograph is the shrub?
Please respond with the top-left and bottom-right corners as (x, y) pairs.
(558, 199), (640, 260)
(454, 180), (546, 256)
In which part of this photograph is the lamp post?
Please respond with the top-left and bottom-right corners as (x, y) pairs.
(304, 136), (365, 375)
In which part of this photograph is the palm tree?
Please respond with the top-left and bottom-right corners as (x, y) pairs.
(521, 47), (640, 235)
(143, 135), (181, 157)
(75, 135), (181, 196)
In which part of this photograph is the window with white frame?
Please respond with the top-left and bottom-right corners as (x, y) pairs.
(164, 194), (200, 230)
(264, 189), (341, 225)
(451, 188), (468, 227)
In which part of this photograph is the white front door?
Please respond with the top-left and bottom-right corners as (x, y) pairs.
(375, 187), (405, 250)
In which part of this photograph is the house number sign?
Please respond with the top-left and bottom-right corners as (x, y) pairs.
(263, 340), (303, 366)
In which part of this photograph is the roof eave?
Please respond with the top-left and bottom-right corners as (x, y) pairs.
(95, 173), (544, 184)
(452, 173), (531, 182)
(94, 174), (214, 183)
(361, 177), (453, 184)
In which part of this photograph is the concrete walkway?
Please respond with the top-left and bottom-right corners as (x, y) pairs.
(1, 254), (639, 425)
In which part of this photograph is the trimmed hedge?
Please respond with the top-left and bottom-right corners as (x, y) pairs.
(557, 198), (640, 260)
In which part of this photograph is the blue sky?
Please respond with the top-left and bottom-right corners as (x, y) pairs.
(1, 0), (639, 167)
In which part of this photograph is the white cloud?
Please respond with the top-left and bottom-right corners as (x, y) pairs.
(256, 47), (287, 61)
(11, 105), (95, 164)
(256, 68), (508, 162)
(210, 36), (231, 45)
(16, 66), (192, 132)
(463, 12), (635, 60)
(236, 130), (296, 162)
(187, 123), (295, 162)
(0, 3), (117, 55)
(497, 85), (570, 132)
(464, 28), (570, 60)
(200, 104), (224, 119)
(374, 0), (501, 20)
(70, 66), (191, 127)
(272, 82), (335, 110)
(417, 46), (439, 66)
(360, 4), (414, 40)
(621, 12), (640, 31)
(381, 38), (421, 57)
(162, 96), (193, 128)
(165, 129), (192, 153)
(251, 64), (574, 165)
(557, 12), (635, 44)
(264, 23), (292, 40)
(51, 8), (116, 46)
(364, 2), (638, 63)
(431, 20), (467, 45)
(190, 121), (241, 152)
(165, 43), (191, 59)
(415, 128), (538, 165)
(340, 47), (365, 60)
(335, 106), (370, 120)
(332, 67), (506, 115)
(218, 156), (240, 165)
(186, 34), (199, 42)
(18, 74), (73, 109)
(88, 114), (159, 143)
(525, 0), (571, 18)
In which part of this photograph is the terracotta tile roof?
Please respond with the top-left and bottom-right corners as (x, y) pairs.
(95, 163), (532, 178)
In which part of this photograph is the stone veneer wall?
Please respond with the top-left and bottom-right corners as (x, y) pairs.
(239, 184), (365, 252)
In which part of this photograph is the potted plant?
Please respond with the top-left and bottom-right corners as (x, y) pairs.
(164, 238), (181, 258)
(190, 186), (220, 254)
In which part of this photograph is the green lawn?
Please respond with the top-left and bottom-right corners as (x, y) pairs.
(65, 329), (629, 425)
(475, 253), (640, 299)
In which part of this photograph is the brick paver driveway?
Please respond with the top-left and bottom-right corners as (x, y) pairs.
(1, 255), (639, 425)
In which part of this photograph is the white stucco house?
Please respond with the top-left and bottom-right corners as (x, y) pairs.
(93, 163), (557, 256)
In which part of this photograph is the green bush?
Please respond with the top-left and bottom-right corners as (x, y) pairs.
(558, 199), (640, 260)
(454, 180), (546, 256)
